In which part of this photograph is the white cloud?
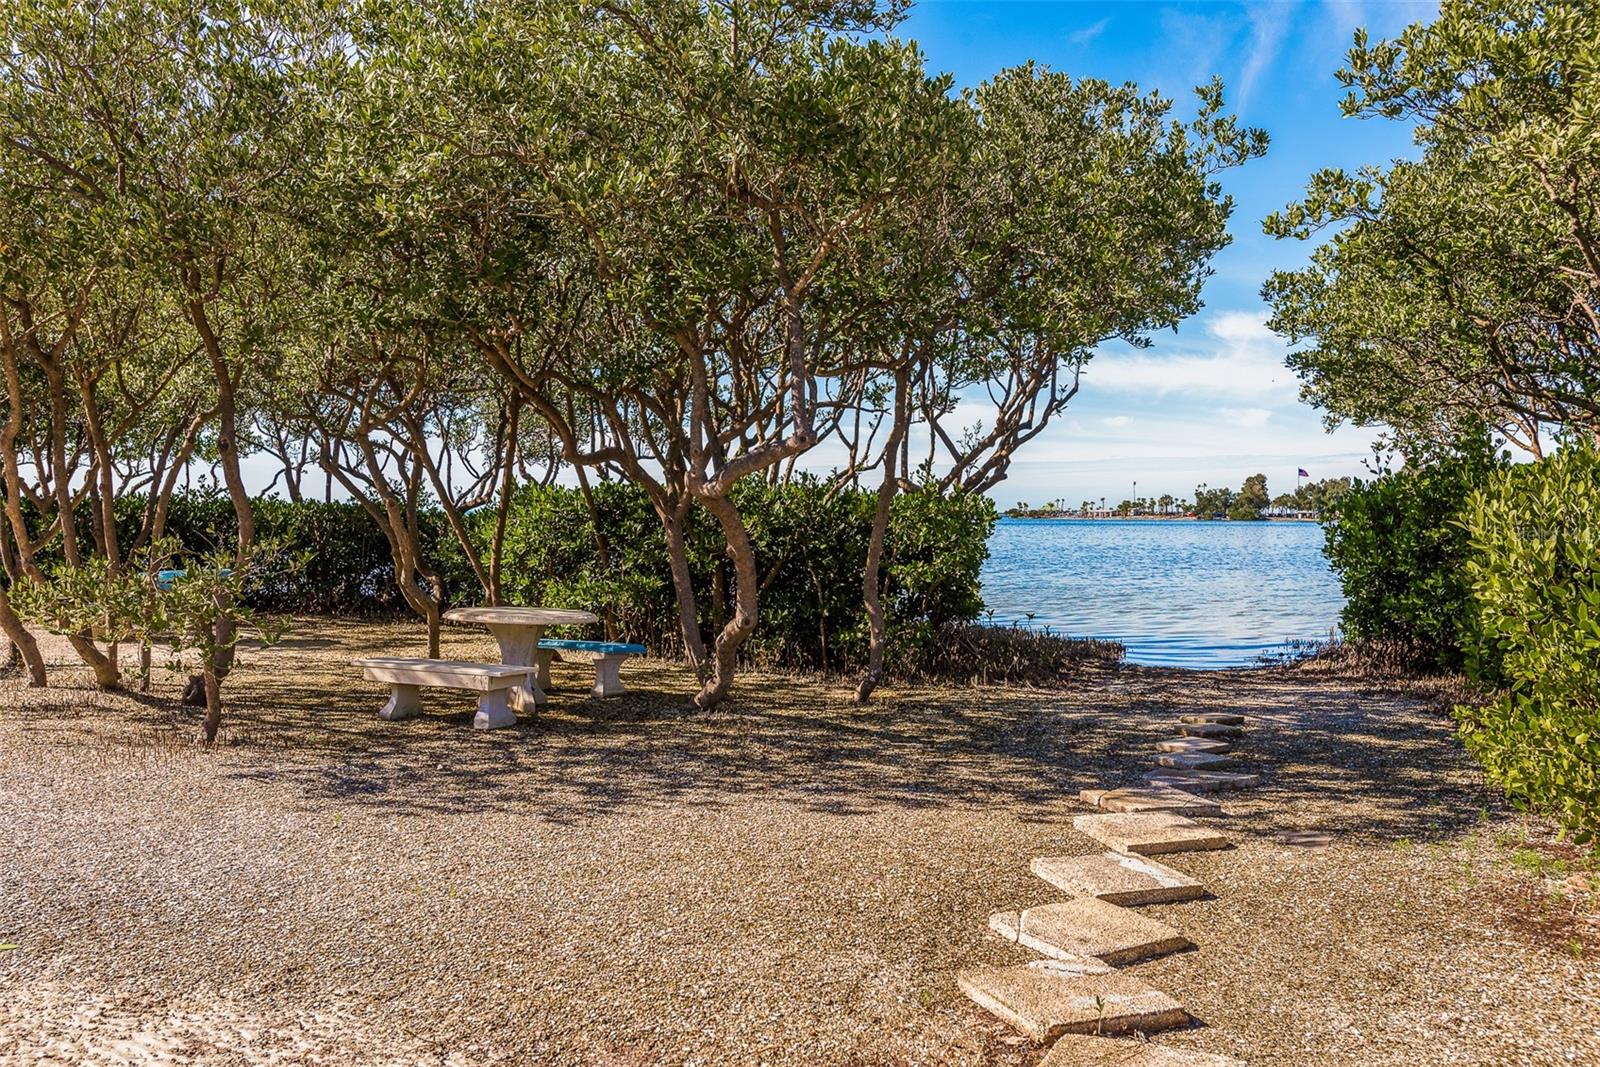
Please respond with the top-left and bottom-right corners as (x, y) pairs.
(1102, 415), (1132, 427)
(1081, 310), (1299, 405)
(1068, 16), (1111, 47)
(1221, 406), (1274, 428)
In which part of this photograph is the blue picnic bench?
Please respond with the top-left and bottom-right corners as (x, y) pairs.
(154, 568), (232, 590)
(536, 638), (647, 698)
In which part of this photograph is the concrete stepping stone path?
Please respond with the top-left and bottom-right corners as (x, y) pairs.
(988, 897), (1190, 965)
(1176, 721), (1242, 739)
(1154, 751), (1236, 771)
(1074, 812), (1231, 855)
(1031, 852), (1205, 906)
(956, 964), (1190, 1042)
(1079, 786), (1222, 816)
(1155, 737), (1233, 755)
(1142, 769), (1261, 792)
(959, 702), (1267, 1052)
(1180, 713), (1246, 725)
(1040, 1035), (1247, 1067)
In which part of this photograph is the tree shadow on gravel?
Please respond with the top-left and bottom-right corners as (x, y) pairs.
(2, 619), (1494, 842)
(138, 620), (1497, 843)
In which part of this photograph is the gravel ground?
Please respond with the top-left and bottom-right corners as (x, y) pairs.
(1, 618), (1596, 1066)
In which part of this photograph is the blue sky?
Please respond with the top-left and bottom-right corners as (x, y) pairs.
(895, 0), (1438, 508)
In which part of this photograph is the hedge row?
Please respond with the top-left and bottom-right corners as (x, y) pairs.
(1455, 445), (1600, 843)
(98, 480), (997, 674)
(1321, 440), (1600, 842)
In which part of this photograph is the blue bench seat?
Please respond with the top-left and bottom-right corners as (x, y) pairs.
(538, 639), (647, 656)
(535, 638), (647, 698)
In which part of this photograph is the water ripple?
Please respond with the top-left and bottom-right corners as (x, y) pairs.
(980, 518), (1344, 669)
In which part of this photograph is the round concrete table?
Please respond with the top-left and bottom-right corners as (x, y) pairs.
(443, 606), (599, 713)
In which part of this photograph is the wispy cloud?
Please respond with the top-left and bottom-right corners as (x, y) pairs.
(1236, 3), (1291, 110)
(1068, 16), (1112, 47)
(1322, 0), (1367, 41)
(1102, 415), (1133, 427)
(1152, 8), (1233, 97)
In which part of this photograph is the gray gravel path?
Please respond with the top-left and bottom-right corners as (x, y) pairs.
(1, 620), (1595, 1065)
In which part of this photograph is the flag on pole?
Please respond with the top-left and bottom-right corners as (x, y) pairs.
(1297, 468), (1310, 478)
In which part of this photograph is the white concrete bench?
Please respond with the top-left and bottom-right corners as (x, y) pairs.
(353, 657), (533, 730)
(535, 639), (647, 698)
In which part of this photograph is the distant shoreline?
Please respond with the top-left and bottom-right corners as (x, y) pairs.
(1001, 512), (1321, 522)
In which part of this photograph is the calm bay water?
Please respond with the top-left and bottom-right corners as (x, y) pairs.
(980, 518), (1344, 669)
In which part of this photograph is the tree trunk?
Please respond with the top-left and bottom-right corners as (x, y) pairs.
(487, 398), (520, 607)
(855, 370), (909, 704)
(854, 482), (896, 703)
(199, 665), (222, 744)
(695, 494), (759, 709)
(660, 505), (707, 671)
(573, 464), (617, 639)
(0, 589), (44, 686)
(68, 634), (120, 688)
(320, 444), (443, 660)
(182, 298), (254, 708)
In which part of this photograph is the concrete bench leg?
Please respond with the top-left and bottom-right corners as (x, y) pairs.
(535, 648), (556, 695)
(591, 654), (627, 698)
(379, 683), (424, 721)
(474, 688), (517, 731)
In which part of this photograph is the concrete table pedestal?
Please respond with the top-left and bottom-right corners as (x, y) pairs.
(444, 607), (600, 717)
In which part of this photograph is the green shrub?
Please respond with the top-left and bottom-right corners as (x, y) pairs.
(1320, 440), (1505, 671)
(108, 494), (472, 616)
(1456, 443), (1600, 843)
(59, 480), (994, 676)
(486, 477), (997, 673)
(893, 622), (1123, 686)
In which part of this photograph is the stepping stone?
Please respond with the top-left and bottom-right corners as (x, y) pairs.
(1041, 1035), (1246, 1066)
(1274, 830), (1334, 849)
(956, 964), (1189, 1042)
(1031, 852), (1205, 906)
(988, 897), (1190, 965)
(1079, 786), (1222, 816)
(1180, 713), (1246, 725)
(983, 913), (1112, 970)
(1142, 769), (1262, 793)
(1154, 737), (1233, 755)
(1154, 751), (1236, 770)
(1074, 813), (1230, 855)
(1177, 721), (1242, 739)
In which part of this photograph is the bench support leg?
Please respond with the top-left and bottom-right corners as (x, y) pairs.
(379, 684), (424, 721)
(474, 688), (517, 730)
(535, 648), (555, 694)
(591, 654), (627, 698)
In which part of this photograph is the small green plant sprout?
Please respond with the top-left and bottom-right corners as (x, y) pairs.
(1570, 939), (1584, 960)
(1394, 836), (1415, 852)
(1510, 848), (1545, 876)
(1093, 993), (1107, 1035)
